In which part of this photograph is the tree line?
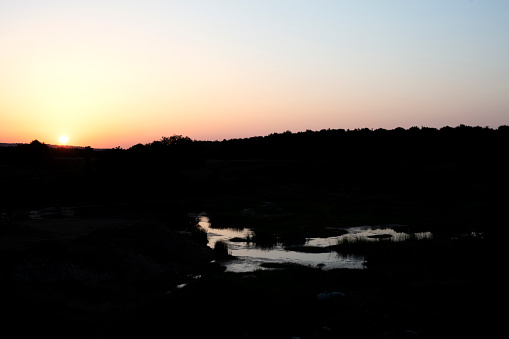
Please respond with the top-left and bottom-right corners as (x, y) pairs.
(1, 124), (508, 163)
(0, 124), (508, 215)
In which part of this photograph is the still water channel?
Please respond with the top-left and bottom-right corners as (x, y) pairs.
(196, 214), (432, 272)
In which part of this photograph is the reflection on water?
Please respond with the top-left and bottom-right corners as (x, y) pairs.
(333, 225), (432, 243)
(197, 214), (365, 272)
(197, 214), (434, 273)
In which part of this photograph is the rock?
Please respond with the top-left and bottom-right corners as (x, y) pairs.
(229, 237), (247, 242)
(317, 291), (345, 300)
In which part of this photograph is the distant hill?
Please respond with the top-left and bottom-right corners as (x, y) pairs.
(0, 142), (107, 150)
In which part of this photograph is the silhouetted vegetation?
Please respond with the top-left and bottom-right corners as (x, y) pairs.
(2, 126), (507, 215)
(213, 239), (231, 258)
(0, 125), (502, 338)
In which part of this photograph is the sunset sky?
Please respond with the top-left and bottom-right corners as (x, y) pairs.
(1, 1), (508, 148)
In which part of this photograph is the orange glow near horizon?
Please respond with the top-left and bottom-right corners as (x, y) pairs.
(1, 2), (508, 149)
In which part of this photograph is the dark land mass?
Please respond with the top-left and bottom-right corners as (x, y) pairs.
(0, 125), (504, 338)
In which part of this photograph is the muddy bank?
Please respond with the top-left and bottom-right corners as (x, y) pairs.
(1, 217), (215, 283)
(0, 213), (220, 339)
(0, 208), (493, 339)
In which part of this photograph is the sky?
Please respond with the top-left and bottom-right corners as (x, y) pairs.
(1, 0), (508, 148)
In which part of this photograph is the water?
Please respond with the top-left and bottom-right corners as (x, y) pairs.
(197, 214), (433, 273)
(197, 214), (365, 272)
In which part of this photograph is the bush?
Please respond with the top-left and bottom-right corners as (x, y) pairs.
(213, 240), (231, 258)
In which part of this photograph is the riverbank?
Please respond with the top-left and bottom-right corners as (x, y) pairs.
(140, 264), (490, 339)
(0, 208), (220, 338)
(0, 204), (491, 338)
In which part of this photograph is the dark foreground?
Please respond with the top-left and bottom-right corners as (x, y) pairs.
(0, 126), (503, 338)
(0, 204), (493, 339)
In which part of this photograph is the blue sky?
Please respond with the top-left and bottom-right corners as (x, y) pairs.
(1, 0), (508, 147)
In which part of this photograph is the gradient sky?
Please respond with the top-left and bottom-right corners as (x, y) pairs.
(1, 0), (508, 148)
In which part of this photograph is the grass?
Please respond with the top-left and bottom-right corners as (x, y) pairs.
(331, 232), (434, 255)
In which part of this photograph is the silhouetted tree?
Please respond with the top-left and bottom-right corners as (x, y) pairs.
(160, 135), (193, 146)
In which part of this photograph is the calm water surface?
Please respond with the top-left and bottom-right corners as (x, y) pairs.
(197, 214), (432, 272)
(197, 214), (367, 272)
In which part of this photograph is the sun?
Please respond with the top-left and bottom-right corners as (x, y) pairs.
(59, 135), (69, 144)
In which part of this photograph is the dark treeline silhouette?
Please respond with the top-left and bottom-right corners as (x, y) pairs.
(3, 124), (507, 161)
(1, 124), (508, 228)
(117, 124), (507, 161)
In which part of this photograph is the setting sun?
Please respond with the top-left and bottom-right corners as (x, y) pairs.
(59, 135), (69, 144)
(0, 1), (507, 149)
